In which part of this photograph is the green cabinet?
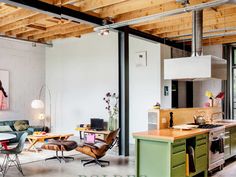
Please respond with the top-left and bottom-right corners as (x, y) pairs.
(171, 139), (186, 177)
(231, 128), (236, 156)
(135, 134), (208, 177)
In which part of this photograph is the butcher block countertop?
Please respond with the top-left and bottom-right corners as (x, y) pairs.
(133, 128), (210, 143)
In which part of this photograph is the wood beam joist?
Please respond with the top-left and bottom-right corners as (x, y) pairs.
(155, 14), (236, 38)
(27, 24), (47, 31)
(41, 26), (93, 42)
(17, 21), (73, 38)
(0, 14), (49, 32)
(202, 35), (236, 45)
(40, 0), (79, 6)
(5, 27), (32, 36)
(0, 0), (104, 25)
(29, 23), (90, 40)
(100, 0), (174, 18)
(0, 8), (36, 26)
(115, 0), (212, 23)
(134, 6), (236, 32)
(79, 0), (127, 12)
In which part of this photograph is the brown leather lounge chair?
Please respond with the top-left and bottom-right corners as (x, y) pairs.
(76, 128), (120, 167)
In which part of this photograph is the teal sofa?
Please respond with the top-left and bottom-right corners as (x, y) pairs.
(0, 120), (48, 143)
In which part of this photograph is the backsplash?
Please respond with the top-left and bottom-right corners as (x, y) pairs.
(148, 107), (222, 129)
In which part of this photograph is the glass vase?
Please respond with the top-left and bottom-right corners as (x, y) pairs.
(108, 117), (114, 131)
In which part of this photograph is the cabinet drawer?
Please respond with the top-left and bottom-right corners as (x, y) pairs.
(171, 164), (186, 177)
(172, 139), (186, 154)
(196, 138), (207, 146)
(196, 134), (207, 140)
(196, 155), (207, 171)
(224, 146), (230, 159)
(224, 136), (230, 146)
(172, 151), (185, 168)
(172, 144), (185, 154)
(195, 144), (207, 158)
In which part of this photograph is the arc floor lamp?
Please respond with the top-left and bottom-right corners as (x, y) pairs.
(31, 85), (51, 131)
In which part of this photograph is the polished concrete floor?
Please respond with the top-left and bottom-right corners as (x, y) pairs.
(4, 153), (236, 177)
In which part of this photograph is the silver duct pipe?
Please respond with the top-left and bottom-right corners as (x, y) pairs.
(191, 10), (203, 57)
(94, 0), (230, 32)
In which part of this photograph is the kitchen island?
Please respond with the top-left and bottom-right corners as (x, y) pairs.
(133, 129), (210, 177)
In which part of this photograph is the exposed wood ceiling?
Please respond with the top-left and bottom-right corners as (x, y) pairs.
(0, 0), (236, 46)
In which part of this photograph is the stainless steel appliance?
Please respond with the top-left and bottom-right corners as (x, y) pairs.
(198, 124), (225, 171)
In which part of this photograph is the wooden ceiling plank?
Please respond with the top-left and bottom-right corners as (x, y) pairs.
(0, 14), (49, 33)
(29, 23), (87, 40)
(27, 24), (47, 31)
(5, 27), (31, 36)
(154, 14), (236, 38)
(80, 0), (127, 12)
(99, 0), (174, 18)
(0, 9), (37, 27)
(42, 27), (93, 42)
(114, 0), (211, 23)
(131, 4), (235, 29)
(17, 21), (73, 38)
(203, 35), (236, 45)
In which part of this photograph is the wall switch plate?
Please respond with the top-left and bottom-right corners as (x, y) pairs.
(162, 117), (167, 124)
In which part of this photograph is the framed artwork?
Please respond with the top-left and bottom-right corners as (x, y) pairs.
(0, 70), (9, 110)
(136, 51), (147, 67)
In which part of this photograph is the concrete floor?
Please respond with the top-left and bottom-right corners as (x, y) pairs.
(4, 154), (236, 177)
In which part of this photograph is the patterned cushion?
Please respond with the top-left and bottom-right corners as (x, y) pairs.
(14, 120), (29, 131)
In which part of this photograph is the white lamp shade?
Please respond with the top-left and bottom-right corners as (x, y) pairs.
(31, 100), (44, 109)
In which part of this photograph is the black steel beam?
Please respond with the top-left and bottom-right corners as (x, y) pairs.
(120, 27), (191, 52)
(0, 0), (104, 26)
(118, 27), (129, 156)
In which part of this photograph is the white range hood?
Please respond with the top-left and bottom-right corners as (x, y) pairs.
(164, 10), (227, 81)
(164, 55), (227, 81)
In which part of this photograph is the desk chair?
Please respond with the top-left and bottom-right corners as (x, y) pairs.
(76, 128), (120, 167)
(0, 132), (28, 177)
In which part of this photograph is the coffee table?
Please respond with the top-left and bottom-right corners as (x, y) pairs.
(27, 133), (74, 152)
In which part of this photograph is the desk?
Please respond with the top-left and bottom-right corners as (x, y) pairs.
(75, 128), (110, 140)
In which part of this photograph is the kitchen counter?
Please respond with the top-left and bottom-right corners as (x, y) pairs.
(133, 128), (210, 142)
(215, 120), (236, 128)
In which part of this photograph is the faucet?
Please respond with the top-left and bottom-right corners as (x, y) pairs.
(211, 112), (224, 123)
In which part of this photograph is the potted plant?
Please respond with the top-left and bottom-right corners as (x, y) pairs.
(103, 92), (119, 131)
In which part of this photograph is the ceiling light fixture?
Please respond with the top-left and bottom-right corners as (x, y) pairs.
(98, 28), (110, 36)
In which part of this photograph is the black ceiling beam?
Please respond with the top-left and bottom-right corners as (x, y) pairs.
(0, 0), (104, 26)
(1, 0), (190, 51)
(119, 27), (191, 52)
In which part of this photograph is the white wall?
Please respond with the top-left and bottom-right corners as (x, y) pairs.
(193, 45), (223, 107)
(46, 33), (167, 144)
(0, 38), (45, 125)
(46, 32), (118, 133)
(129, 37), (162, 143)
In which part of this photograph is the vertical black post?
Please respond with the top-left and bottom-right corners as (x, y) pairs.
(118, 27), (129, 156)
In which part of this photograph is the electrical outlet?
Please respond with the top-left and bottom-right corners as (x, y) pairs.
(162, 117), (167, 124)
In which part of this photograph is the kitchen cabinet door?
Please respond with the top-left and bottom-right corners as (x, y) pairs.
(230, 128), (236, 156)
